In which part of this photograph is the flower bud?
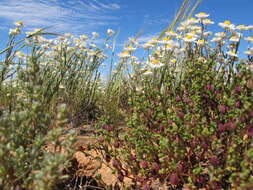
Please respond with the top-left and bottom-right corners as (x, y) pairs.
(219, 104), (227, 114)
(170, 173), (179, 185)
(140, 160), (148, 169)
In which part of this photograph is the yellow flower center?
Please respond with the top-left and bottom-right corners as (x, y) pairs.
(152, 59), (159, 65)
(122, 51), (129, 56)
(171, 59), (177, 63)
(198, 12), (207, 15)
(186, 35), (193, 39)
(163, 37), (171, 41)
(165, 44), (172, 49)
(198, 39), (205, 43)
(224, 20), (231, 25)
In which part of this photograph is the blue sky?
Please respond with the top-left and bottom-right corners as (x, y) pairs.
(0, 0), (252, 50)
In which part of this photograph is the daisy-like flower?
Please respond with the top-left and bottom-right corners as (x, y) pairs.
(218, 20), (235, 30)
(164, 41), (179, 50)
(183, 33), (197, 43)
(229, 34), (241, 43)
(211, 37), (223, 43)
(118, 51), (130, 58)
(87, 50), (96, 57)
(143, 70), (153, 75)
(215, 32), (227, 38)
(165, 31), (178, 38)
(80, 34), (88, 40)
(227, 50), (238, 57)
(196, 39), (205, 46)
(191, 25), (202, 31)
(247, 25), (253, 30)
(15, 51), (25, 58)
(236, 25), (249, 31)
(170, 59), (177, 64)
(245, 36), (253, 43)
(128, 37), (138, 45)
(203, 31), (213, 37)
(187, 17), (199, 25)
(65, 33), (73, 38)
(177, 20), (192, 31)
(92, 32), (99, 38)
(107, 29), (115, 36)
(244, 50), (253, 55)
(150, 37), (158, 44)
(142, 42), (154, 49)
(202, 19), (214, 25)
(195, 12), (210, 19)
(9, 28), (21, 35)
(149, 58), (164, 68)
(124, 45), (136, 52)
(15, 21), (24, 27)
(131, 56), (137, 60)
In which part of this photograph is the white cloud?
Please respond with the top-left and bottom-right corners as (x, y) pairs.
(0, 0), (121, 34)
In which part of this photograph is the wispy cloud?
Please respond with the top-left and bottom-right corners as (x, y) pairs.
(143, 13), (172, 26)
(0, 0), (121, 34)
(137, 33), (159, 43)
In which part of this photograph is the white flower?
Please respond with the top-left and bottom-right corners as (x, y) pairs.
(245, 36), (253, 43)
(124, 45), (136, 52)
(196, 39), (205, 46)
(190, 25), (202, 31)
(118, 51), (130, 58)
(34, 28), (42, 33)
(15, 51), (25, 58)
(187, 18), (199, 25)
(227, 51), (238, 57)
(142, 42), (154, 49)
(107, 29), (115, 36)
(9, 28), (21, 35)
(215, 32), (226, 38)
(236, 25), (249, 31)
(211, 37), (223, 43)
(64, 33), (73, 38)
(59, 84), (65, 89)
(149, 58), (164, 68)
(150, 38), (158, 44)
(203, 31), (212, 37)
(183, 33), (197, 43)
(165, 31), (178, 38)
(229, 35), (241, 42)
(244, 50), (253, 55)
(80, 34), (88, 40)
(202, 19), (214, 25)
(143, 70), (153, 75)
(128, 37), (139, 45)
(195, 12), (210, 19)
(14, 21), (23, 27)
(177, 20), (191, 31)
(90, 43), (97, 48)
(92, 32), (99, 38)
(219, 20), (235, 30)
(170, 59), (177, 64)
(247, 25), (253, 30)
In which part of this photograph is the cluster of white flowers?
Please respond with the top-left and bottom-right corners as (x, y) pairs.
(115, 12), (253, 76)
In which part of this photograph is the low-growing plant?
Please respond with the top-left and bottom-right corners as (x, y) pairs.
(0, 24), (109, 189)
(96, 13), (253, 189)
